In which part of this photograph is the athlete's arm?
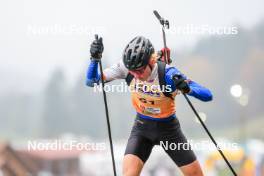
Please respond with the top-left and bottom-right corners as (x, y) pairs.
(165, 66), (213, 102)
(86, 35), (128, 87)
(86, 60), (128, 87)
(187, 81), (213, 101)
(86, 60), (100, 87)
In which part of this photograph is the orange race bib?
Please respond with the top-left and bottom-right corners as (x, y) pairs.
(130, 78), (177, 119)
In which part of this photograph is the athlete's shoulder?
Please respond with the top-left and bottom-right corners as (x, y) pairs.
(164, 64), (185, 79)
(103, 59), (129, 80)
(163, 64), (188, 92)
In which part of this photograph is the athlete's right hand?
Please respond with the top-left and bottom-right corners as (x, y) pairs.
(90, 34), (104, 60)
(172, 75), (191, 94)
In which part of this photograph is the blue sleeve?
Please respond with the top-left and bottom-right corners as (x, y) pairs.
(188, 81), (213, 101)
(86, 60), (101, 87)
(165, 67), (213, 102)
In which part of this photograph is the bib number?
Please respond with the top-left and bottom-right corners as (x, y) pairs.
(139, 98), (155, 105)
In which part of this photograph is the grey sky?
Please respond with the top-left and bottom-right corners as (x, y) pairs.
(0, 0), (263, 93)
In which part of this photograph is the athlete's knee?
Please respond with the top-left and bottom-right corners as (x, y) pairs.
(180, 160), (204, 176)
(123, 169), (139, 176)
(183, 169), (204, 176)
(123, 154), (144, 176)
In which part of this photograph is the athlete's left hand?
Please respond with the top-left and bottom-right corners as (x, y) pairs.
(172, 75), (191, 94)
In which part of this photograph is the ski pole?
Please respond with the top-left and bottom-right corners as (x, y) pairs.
(153, 11), (237, 176)
(153, 10), (171, 64)
(97, 34), (117, 176)
(182, 93), (237, 176)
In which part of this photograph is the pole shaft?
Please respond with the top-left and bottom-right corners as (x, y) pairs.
(98, 60), (117, 176)
(183, 94), (237, 176)
(162, 27), (169, 64)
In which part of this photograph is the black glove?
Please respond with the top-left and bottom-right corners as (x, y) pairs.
(172, 75), (191, 94)
(90, 34), (104, 61)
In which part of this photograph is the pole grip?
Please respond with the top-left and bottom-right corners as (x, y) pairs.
(153, 10), (161, 20)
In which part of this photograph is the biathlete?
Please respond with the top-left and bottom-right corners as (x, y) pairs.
(86, 35), (213, 176)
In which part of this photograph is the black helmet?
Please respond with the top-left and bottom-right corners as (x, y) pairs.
(123, 36), (154, 70)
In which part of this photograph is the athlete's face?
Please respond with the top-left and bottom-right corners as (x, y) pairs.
(129, 55), (157, 81)
(129, 65), (152, 81)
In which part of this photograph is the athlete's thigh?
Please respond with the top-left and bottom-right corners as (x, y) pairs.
(124, 131), (154, 176)
(125, 118), (155, 163)
(125, 134), (154, 163)
(159, 118), (197, 167)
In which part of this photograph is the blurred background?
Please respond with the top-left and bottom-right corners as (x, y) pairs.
(0, 0), (264, 175)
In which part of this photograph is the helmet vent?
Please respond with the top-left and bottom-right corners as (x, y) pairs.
(134, 45), (139, 52)
(136, 37), (142, 44)
(122, 36), (154, 70)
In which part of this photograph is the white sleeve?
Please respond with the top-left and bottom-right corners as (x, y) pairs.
(103, 60), (129, 81)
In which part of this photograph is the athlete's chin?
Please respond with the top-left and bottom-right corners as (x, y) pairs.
(138, 77), (148, 81)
